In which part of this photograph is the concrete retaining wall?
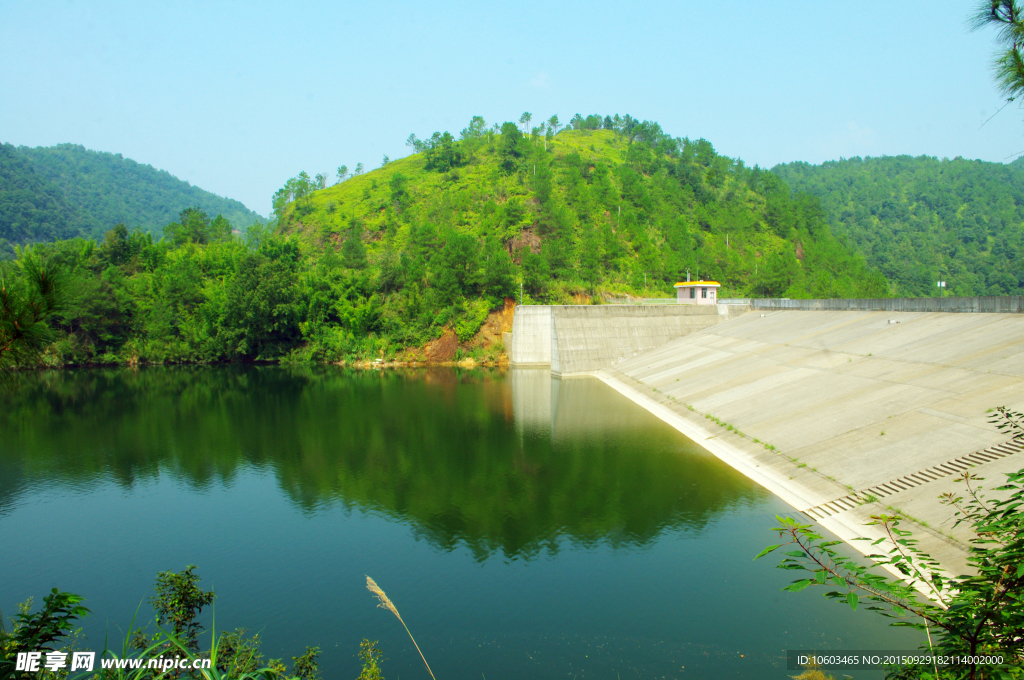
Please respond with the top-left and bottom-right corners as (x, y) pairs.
(549, 304), (748, 375)
(509, 305), (552, 366)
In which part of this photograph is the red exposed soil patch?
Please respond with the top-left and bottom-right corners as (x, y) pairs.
(424, 328), (459, 362)
(501, 298), (515, 330)
(394, 299), (516, 366)
(469, 298), (516, 349)
(510, 228), (542, 258)
(795, 242), (805, 261)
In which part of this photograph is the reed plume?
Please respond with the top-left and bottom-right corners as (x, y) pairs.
(366, 576), (436, 680)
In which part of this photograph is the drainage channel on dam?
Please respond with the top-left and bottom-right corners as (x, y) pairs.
(803, 438), (1024, 520)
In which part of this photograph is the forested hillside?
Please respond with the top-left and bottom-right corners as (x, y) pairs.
(0, 144), (87, 257)
(3, 117), (890, 367)
(773, 155), (1024, 296)
(278, 118), (886, 323)
(0, 143), (264, 253)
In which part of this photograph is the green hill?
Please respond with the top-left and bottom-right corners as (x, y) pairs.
(0, 142), (265, 252)
(278, 120), (887, 306)
(772, 155), (1024, 296)
(4, 117), (890, 367)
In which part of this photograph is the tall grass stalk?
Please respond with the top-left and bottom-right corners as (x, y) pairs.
(365, 576), (436, 680)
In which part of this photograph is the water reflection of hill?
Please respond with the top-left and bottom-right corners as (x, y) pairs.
(0, 367), (763, 559)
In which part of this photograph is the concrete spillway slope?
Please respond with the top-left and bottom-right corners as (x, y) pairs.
(596, 309), (1024, 578)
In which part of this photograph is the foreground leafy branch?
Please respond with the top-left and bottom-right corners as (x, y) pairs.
(758, 407), (1024, 679)
(0, 566), (323, 680)
(970, 0), (1024, 102)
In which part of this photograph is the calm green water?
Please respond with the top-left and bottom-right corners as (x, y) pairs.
(0, 366), (921, 678)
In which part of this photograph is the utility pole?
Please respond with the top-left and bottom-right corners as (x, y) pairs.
(520, 282), (523, 306)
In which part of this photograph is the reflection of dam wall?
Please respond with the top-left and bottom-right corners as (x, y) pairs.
(511, 368), (552, 435)
(550, 376), (658, 441)
(511, 304), (749, 375)
(512, 368), (673, 442)
(510, 306), (552, 366)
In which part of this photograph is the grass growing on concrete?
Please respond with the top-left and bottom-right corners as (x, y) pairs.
(692, 408), (782, 451)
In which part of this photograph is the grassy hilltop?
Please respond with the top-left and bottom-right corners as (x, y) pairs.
(278, 120), (887, 305)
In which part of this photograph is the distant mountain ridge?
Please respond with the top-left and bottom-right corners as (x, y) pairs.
(0, 143), (87, 247)
(0, 142), (264, 255)
(772, 155), (1024, 297)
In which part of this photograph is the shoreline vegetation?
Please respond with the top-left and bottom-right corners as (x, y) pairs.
(7, 355), (511, 371)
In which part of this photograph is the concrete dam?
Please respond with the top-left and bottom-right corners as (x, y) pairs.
(508, 297), (1024, 577)
(509, 303), (748, 374)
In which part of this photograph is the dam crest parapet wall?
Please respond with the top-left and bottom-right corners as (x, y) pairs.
(730, 295), (1023, 313)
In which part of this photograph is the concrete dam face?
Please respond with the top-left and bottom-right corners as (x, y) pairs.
(508, 298), (1024, 578)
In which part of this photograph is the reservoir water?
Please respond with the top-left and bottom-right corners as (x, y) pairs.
(0, 366), (922, 678)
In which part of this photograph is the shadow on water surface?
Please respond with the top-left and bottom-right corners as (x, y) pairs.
(0, 365), (762, 561)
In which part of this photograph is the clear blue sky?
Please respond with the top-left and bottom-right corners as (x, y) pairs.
(1, 0), (1019, 218)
